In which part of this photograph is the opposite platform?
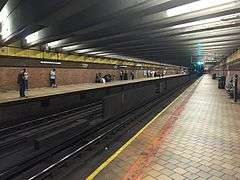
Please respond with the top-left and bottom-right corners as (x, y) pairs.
(88, 75), (240, 180)
(0, 75), (180, 105)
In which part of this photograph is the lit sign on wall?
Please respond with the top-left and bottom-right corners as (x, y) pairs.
(40, 61), (62, 65)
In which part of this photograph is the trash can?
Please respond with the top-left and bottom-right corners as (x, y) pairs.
(218, 76), (226, 89)
(212, 73), (216, 79)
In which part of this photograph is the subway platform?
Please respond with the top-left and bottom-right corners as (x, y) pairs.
(87, 75), (240, 180)
(0, 76), (167, 104)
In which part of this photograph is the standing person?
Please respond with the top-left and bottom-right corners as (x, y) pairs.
(17, 69), (26, 98)
(163, 70), (167, 77)
(49, 68), (57, 88)
(147, 70), (151, 78)
(152, 70), (155, 78)
(23, 68), (29, 90)
(161, 70), (164, 78)
(130, 71), (135, 80)
(124, 71), (128, 80)
(95, 73), (102, 83)
(144, 70), (147, 78)
(120, 71), (123, 80)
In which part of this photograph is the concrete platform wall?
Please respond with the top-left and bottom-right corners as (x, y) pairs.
(0, 75), (197, 128)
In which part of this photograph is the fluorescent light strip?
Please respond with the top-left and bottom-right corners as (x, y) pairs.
(75, 49), (93, 53)
(47, 40), (63, 48)
(86, 52), (101, 55)
(172, 17), (222, 29)
(172, 12), (240, 29)
(0, 7), (8, 23)
(96, 53), (112, 56)
(0, 18), (11, 39)
(167, 0), (235, 17)
(25, 31), (39, 44)
(62, 45), (83, 51)
(0, 7), (11, 39)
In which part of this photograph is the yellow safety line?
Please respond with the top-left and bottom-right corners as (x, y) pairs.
(86, 81), (195, 180)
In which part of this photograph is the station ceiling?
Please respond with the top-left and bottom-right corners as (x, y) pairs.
(0, 0), (240, 66)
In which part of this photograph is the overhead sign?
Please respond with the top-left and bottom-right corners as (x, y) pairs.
(40, 61), (61, 65)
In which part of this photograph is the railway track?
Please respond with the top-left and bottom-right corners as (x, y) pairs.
(0, 78), (196, 180)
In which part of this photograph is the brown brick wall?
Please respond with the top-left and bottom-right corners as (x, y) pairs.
(0, 67), (148, 91)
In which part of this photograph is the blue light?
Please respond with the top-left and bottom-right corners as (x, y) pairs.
(197, 61), (204, 65)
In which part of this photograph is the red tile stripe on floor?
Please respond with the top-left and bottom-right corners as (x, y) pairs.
(122, 82), (199, 180)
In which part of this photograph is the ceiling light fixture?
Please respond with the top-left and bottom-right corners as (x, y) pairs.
(0, 7), (10, 39)
(172, 13), (240, 29)
(86, 51), (110, 55)
(47, 40), (62, 48)
(75, 49), (93, 53)
(167, 0), (235, 17)
(0, 7), (8, 23)
(25, 31), (39, 44)
(96, 53), (112, 56)
(62, 45), (82, 51)
(0, 18), (11, 39)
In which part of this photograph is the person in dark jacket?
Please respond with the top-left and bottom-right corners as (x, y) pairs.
(95, 73), (101, 83)
(130, 71), (135, 80)
(17, 69), (26, 97)
(124, 71), (128, 80)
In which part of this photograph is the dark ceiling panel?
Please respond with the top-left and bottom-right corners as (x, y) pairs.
(0, 0), (240, 66)
(0, 0), (8, 10)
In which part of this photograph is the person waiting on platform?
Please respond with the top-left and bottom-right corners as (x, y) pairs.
(95, 73), (102, 83)
(144, 70), (147, 78)
(161, 70), (164, 78)
(162, 70), (167, 77)
(130, 71), (135, 80)
(120, 71), (124, 80)
(96, 73), (106, 83)
(101, 76), (106, 83)
(104, 74), (112, 82)
(17, 69), (27, 98)
(124, 71), (128, 80)
(49, 68), (57, 88)
(151, 70), (155, 78)
(23, 68), (29, 90)
(147, 70), (151, 77)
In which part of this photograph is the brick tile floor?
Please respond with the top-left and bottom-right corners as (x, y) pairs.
(94, 75), (240, 180)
